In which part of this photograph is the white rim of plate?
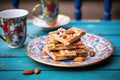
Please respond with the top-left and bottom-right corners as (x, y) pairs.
(25, 33), (114, 67)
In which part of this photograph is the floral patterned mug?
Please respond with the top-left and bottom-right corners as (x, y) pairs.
(32, 0), (59, 26)
(0, 9), (29, 48)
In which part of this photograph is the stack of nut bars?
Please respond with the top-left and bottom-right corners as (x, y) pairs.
(43, 27), (90, 61)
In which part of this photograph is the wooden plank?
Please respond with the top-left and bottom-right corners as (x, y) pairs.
(113, 47), (120, 55)
(65, 21), (120, 34)
(0, 46), (119, 57)
(0, 21), (120, 80)
(27, 21), (120, 35)
(27, 21), (49, 35)
(102, 36), (120, 47)
(0, 70), (120, 80)
(0, 35), (35, 57)
(0, 56), (120, 70)
(1, 20), (120, 36)
(0, 35), (120, 57)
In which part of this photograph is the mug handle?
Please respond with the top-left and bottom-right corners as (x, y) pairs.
(0, 23), (6, 41)
(32, 4), (42, 19)
(0, 35), (6, 41)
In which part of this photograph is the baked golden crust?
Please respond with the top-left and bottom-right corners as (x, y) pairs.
(43, 45), (89, 60)
(49, 27), (86, 45)
(42, 27), (90, 61)
(45, 37), (86, 50)
(43, 46), (75, 60)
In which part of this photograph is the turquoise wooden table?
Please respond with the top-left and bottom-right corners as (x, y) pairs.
(0, 20), (120, 80)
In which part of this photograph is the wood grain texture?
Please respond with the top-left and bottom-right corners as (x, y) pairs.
(0, 20), (120, 80)
(0, 35), (119, 57)
(0, 71), (120, 80)
(0, 56), (120, 70)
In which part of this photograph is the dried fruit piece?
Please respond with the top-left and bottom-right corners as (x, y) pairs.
(34, 68), (40, 74)
(22, 70), (34, 75)
(89, 51), (95, 57)
(73, 57), (86, 62)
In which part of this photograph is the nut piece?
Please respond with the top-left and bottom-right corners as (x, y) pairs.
(89, 51), (95, 57)
(34, 68), (40, 74)
(73, 57), (86, 62)
(65, 30), (75, 34)
(22, 70), (34, 75)
(53, 40), (59, 44)
(62, 34), (67, 38)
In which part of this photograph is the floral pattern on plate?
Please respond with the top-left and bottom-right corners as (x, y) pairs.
(26, 33), (114, 67)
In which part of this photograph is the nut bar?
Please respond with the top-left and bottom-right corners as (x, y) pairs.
(43, 46), (75, 60)
(60, 49), (76, 56)
(45, 37), (85, 50)
(43, 45), (89, 60)
(59, 48), (89, 57)
(76, 48), (89, 57)
(49, 27), (86, 45)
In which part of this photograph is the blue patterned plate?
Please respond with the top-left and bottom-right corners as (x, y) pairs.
(25, 33), (114, 67)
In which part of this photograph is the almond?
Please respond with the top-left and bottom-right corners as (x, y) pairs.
(73, 57), (86, 62)
(65, 30), (75, 34)
(53, 40), (59, 44)
(22, 70), (34, 75)
(34, 68), (40, 74)
(62, 34), (67, 38)
(89, 51), (95, 57)
(80, 30), (86, 36)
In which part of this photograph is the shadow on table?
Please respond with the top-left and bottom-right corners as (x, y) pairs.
(37, 57), (114, 71)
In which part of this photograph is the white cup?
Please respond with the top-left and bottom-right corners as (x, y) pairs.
(0, 9), (29, 48)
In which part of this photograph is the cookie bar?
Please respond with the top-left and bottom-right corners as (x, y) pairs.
(60, 49), (76, 56)
(43, 46), (74, 60)
(43, 45), (89, 60)
(76, 48), (89, 57)
(45, 37), (85, 50)
(49, 27), (86, 45)
(60, 48), (89, 57)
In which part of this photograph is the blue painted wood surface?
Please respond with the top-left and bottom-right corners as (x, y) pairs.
(0, 20), (120, 80)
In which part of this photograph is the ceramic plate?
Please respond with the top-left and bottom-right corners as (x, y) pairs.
(25, 33), (114, 67)
(32, 14), (70, 29)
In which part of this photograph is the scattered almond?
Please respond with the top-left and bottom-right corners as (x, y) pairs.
(22, 70), (34, 75)
(89, 51), (95, 57)
(73, 57), (86, 62)
(80, 30), (86, 36)
(34, 68), (40, 74)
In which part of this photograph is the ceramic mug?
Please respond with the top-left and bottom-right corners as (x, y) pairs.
(32, 0), (59, 26)
(0, 9), (29, 48)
